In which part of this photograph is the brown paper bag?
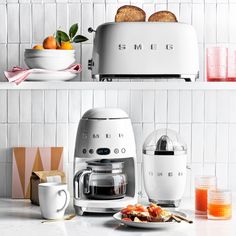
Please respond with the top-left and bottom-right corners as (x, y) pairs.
(30, 170), (66, 205)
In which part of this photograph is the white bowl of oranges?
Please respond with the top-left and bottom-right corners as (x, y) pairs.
(25, 24), (88, 71)
(25, 49), (76, 71)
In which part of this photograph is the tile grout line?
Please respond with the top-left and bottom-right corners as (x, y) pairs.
(190, 90), (193, 198)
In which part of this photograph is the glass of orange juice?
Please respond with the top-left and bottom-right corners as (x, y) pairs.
(208, 189), (232, 220)
(195, 176), (217, 215)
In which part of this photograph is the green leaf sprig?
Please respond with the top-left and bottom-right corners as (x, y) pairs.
(56, 23), (88, 47)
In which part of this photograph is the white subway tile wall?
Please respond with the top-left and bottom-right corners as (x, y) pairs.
(0, 0), (236, 198)
(0, 88), (235, 198)
(1, 1), (236, 81)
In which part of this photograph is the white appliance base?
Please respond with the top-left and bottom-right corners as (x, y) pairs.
(93, 74), (198, 82)
(149, 198), (181, 208)
(74, 196), (137, 215)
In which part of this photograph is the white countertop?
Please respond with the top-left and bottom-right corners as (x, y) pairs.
(0, 198), (235, 236)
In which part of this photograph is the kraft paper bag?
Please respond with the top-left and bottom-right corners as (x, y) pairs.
(30, 170), (66, 205)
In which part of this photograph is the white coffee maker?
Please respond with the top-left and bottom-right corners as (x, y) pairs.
(73, 108), (138, 215)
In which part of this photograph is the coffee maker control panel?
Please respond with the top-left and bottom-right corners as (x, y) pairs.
(81, 147), (127, 156)
(96, 148), (110, 155)
(74, 113), (136, 159)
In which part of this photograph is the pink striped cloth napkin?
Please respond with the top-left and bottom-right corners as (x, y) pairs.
(4, 64), (82, 85)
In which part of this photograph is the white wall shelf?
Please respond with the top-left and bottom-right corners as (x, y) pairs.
(1, 81), (236, 90)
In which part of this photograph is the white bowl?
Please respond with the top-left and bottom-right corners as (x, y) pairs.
(24, 49), (76, 70)
(25, 49), (75, 56)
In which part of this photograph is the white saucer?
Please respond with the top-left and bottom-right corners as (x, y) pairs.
(26, 71), (78, 81)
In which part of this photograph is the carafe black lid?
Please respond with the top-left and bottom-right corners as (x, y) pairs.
(86, 159), (124, 171)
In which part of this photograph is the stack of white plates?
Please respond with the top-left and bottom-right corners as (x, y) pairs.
(24, 49), (77, 81)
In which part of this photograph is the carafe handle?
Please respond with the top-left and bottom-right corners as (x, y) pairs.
(74, 169), (92, 199)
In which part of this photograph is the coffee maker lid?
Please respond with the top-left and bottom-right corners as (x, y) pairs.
(143, 129), (187, 156)
(82, 108), (129, 120)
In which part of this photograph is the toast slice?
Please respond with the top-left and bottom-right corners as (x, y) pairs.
(122, 212), (165, 222)
(115, 5), (146, 22)
(148, 11), (177, 22)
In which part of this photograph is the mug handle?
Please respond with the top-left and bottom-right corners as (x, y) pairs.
(57, 189), (70, 212)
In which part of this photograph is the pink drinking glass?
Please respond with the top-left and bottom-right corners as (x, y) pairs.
(227, 49), (236, 81)
(206, 47), (227, 82)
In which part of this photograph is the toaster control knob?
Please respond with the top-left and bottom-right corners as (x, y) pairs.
(88, 27), (96, 33)
(88, 59), (94, 70)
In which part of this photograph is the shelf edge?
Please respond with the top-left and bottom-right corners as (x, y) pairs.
(1, 81), (236, 90)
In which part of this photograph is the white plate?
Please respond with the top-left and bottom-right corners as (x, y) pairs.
(113, 210), (189, 229)
(26, 71), (78, 81)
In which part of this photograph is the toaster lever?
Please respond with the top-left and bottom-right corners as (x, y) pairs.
(88, 59), (94, 70)
(88, 27), (96, 33)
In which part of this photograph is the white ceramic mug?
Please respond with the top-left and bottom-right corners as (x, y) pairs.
(38, 182), (70, 220)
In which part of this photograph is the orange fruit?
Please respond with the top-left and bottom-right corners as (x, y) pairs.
(58, 41), (73, 50)
(32, 45), (44, 50)
(43, 36), (57, 49)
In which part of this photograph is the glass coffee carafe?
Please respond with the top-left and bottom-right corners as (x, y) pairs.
(74, 160), (127, 200)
